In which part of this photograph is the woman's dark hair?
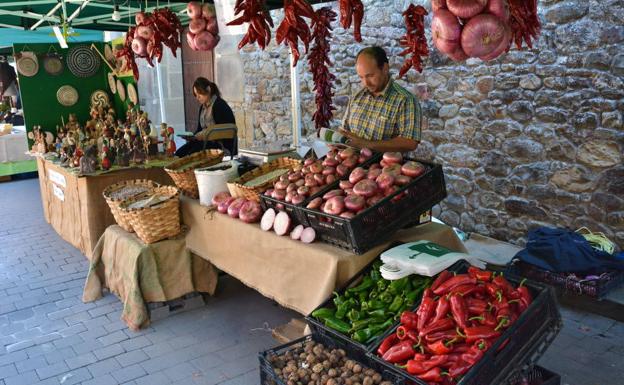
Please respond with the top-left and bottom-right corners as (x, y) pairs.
(356, 46), (389, 69)
(193, 77), (221, 98)
(0, 61), (17, 90)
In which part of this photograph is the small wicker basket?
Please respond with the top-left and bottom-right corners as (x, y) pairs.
(103, 179), (161, 232)
(227, 157), (302, 202)
(165, 149), (224, 198)
(119, 185), (181, 244)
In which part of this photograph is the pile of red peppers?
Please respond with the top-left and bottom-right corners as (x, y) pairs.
(376, 266), (533, 384)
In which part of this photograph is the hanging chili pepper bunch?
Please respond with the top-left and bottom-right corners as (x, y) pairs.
(398, 4), (429, 78)
(275, 0), (317, 66)
(227, 0), (274, 50)
(120, 8), (183, 80)
(308, 7), (337, 130)
(376, 266), (533, 384)
(338, 0), (364, 42)
(508, 0), (540, 49)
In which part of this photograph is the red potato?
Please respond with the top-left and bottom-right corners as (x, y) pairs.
(290, 224), (304, 240)
(323, 189), (345, 200)
(211, 191), (231, 206)
(265, 188), (274, 197)
(380, 159), (389, 168)
(353, 179), (378, 198)
(295, 178), (306, 187)
(261, 208), (276, 231)
(322, 167), (336, 175)
(349, 167), (366, 184)
(325, 174), (337, 184)
(310, 186), (322, 195)
(314, 173), (325, 186)
(342, 156), (358, 169)
(339, 180), (353, 190)
(344, 194), (366, 211)
(327, 149), (338, 158)
(304, 158), (315, 166)
(306, 197), (323, 209)
(274, 180), (289, 190)
(358, 155), (368, 164)
(239, 201), (262, 223)
(280, 174), (289, 182)
(384, 185), (400, 197)
(339, 147), (356, 160)
(369, 163), (381, 170)
(309, 162), (323, 174)
(285, 191), (293, 203)
(273, 211), (291, 236)
(302, 166), (311, 174)
(288, 172), (302, 182)
(383, 163), (402, 176)
(401, 161), (426, 178)
(291, 194), (305, 205)
(395, 175), (413, 186)
(322, 157), (339, 167)
(340, 211), (356, 219)
(286, 183), (297, 193)
(360, 147), (373, 158)
(344, 188), (354, 195)
(367, 168), (382, 180)
(227, 198), (246, 218)
(383, 152), (403, 164)
(304, 177), (318, 188)
(217, 197), (236, 213)
(272, 189), (286, 200)
(367, 195), (384, 207)
(300, 227), (316, 243)
(336, 164), (349, 177)
(323, 196), (345, 215)
(297, 185), (310, 196)
(376, 173), (396, 190)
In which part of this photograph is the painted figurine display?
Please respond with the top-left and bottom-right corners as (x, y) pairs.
(79, 145), (97, 174)
(101, 145), (112, 170)
(160, 123), (176, 156)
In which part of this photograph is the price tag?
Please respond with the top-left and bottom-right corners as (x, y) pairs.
(52, 183), (65, 201)
(48, 169), (66, 188)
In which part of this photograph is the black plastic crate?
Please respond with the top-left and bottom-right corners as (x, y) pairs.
(507, 365), (561, 385)
(368, 260), (562, 385)
(259, 152), (382, 227)
(298, 159), (446, 254)
(259, 332), (406, 385)
(506, 261), (624, 299)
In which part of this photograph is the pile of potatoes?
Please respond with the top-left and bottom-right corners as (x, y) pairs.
(267, 339), (393, 385)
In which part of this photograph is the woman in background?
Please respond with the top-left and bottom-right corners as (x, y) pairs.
(175, 77), (237, 157)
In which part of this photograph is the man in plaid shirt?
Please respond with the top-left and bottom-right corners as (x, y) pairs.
(340, 46), (421, 153)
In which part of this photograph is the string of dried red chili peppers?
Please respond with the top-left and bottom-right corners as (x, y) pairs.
(308, 7), (337, 130)
(227, 0), (275, 50)
(508, 0), (541, 50)
(339, 0), (364, 42)
(276, 0), (317, 66)
(398, 4), (429, 78)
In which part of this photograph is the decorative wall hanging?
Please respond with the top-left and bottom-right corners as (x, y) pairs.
(43, 45), (64, 76)
(16, 51), (39, 77)
(104, 44), (115, 63)
(90, 90), (110, 108)
(57, 85), (79, 106)
(127, 83), (138, 105)
(66, 45), (101, 78)
(108, 73), (117, 94)
(117, 79), (126, 101)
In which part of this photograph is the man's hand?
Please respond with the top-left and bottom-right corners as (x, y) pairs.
(339, 129), (367, 148)
(338, 129), (418, 152)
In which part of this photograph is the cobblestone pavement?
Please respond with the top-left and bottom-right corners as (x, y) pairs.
(1, 178), (622, 385)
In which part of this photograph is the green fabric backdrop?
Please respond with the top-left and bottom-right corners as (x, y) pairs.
(13, 42), (137, 148)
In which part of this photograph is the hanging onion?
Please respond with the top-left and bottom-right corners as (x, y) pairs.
(479, 23), (511, 61)
(460, 13), (506, 58)
(447, 45), (468, 61)
(432, 0), (447, 12)
(432, 9), (462, 41)
(486, 0), (510, 22)
(446, 0), (487, 19)
(189, 18), (207, 34)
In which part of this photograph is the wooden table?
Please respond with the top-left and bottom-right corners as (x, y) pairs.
(36, 157), (173, 259)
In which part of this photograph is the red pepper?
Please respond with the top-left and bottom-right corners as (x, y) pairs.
(377, 333), (399, 356)
(433, 274), (477, 295)
(516, 279), (533, 311)
(413, 352), (428, 361)
(417, 366), (445, 382)
(431, 270), (452, 292)
(492, 274), (515, 297)
(419, 318), (455, 337)
(461, 339), (488, 365)
(466, 298), (488, 315)
(432, 295), (450, 322)
(396, 325), (409, 340)
(424, 329), (460, 343)
(462, 326), (501, 344)
(400, 310), (418, 330)
(427, 339), (458, 355)
(451, 283), (485, 297)
(469, 312), (497, 328)
(423, 288), (434, 299)
(406, 329), (421, 344)
(449, 358), (471, 378)
(404, 355), (448, 375)
(484, 282), (503, 301)
(452, 343), (470, 353)
(382, 340), (416, 363)
(468, 266), (493, 282)
(449, 293), (468, 330)
(417, 296), (436, 331)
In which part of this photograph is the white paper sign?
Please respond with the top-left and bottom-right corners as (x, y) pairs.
(48, 169), (66, 188)
(52, 183), (65, 202)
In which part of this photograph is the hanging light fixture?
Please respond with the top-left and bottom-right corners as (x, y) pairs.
(112, 5), (122, 21)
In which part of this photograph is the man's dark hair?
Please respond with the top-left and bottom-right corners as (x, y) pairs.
(193, 77), (221, 98)
(356, 46), (389, 69)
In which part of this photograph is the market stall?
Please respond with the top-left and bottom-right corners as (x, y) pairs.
(36, 156), (172, 258)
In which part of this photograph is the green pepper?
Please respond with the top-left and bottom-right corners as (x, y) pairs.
(404, 289), (421, 306)
(352, 318), (394, 343)
(332, 292), (345, 307)
(311, 307), (335, 321)
(379, 290), (394, 304)
(377, 279), (388, 291)
(368, 289), (379, 300)
(347, 308), (361, 322)
(388, 295), (404, 313)
(324, 317), (351, 334)
(365, 299), (387, 311)
(358, 291), (368, 304)
(389, 277), (409, 294)
(350, 276), (374, 292)
(394, 303), (409, 320)
(367, 308), (390, 321)
(351, 318), (372, 331)
(335, 298), (355, 319)
(370, 267), (382, 282)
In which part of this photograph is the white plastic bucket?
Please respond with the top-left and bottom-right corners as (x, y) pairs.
(194, 160), (239, 206)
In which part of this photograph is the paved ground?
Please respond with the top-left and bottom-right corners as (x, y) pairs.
(0, 178), (623, 385)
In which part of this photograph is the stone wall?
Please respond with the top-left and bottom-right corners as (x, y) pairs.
(227, 0), (624, 249)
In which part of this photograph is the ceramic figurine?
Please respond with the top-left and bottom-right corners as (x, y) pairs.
(160, 123), (176, 157)
(72, 146), (83, 168)
(131, 137), (146, 164)
(101, 145), (111, 170)
(116, 138), (131, 167)
(79, 145), (97, 174)
(59, 145), (70, 166)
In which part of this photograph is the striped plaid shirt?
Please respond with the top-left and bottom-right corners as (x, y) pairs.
(342, 78), (421, 142)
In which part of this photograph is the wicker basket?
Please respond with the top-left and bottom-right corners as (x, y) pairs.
(165, 149), (224, 198)
(227, 157), (302, 202)
(119, 185), (181, 244)
(103, 179), (161, 232)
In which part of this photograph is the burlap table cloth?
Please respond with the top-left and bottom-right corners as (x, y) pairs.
(83, 225), (218, 330)
(181, 196), (467, 315)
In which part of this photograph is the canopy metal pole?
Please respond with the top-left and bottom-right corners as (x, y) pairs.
(289, 51), (302, 149)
